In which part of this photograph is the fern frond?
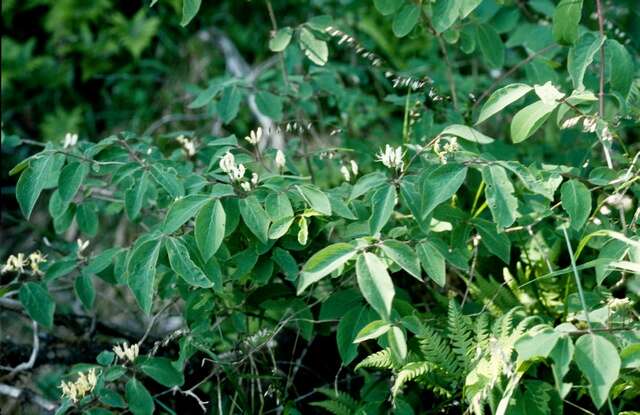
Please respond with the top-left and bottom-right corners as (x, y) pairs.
(447, 300), (475, 370)
(311, 388), (359, 415)
(474, 313), (490, 352)
(355, 348), (395, 371)
(418, 326), (460, 378)
(391, 361), (431, 397)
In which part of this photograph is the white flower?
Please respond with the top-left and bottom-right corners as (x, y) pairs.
(582, 117), (597, 133)
(600, 205), (611, 215)
(251, 173), (259, 186)
(561, 116), (582, 129)
(244, 127), (263, 145)
(59, 368), (98, 403)
(275, 150), (286, 169)
(29, 251), (47, 275)
(113, 342), (139, 363)
(606, 194), (633, 211)
(340, 165), (351, 182)
(229, 164), (246, 182)
(77, 239), (90, 255)
(219, 152), (236, 173)
(376, 144), (404, 172)
(63, 133), (78, 149)
(1, 253), (27, 274)
(176, 135), (196, 156)
(350, 160), (358, 176)
(240, 182), (252, 192)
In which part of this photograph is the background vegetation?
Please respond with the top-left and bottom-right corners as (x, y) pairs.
(1, 0), (639, 414)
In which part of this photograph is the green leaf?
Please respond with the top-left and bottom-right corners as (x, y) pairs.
(297, 216), (309, 246)
(475, 24), (504, 68)
(17, 153), (58, 219)
(440, 124), (495, 144)
(511, 100), (558, 143)
(482, 165), (519, 229)
(471, 218), (511, 263)
(58, 162), (89, 204)
(620, 344), (640, 369)
(574, 334), (620, 409)
(74, 274), (95, 310)
(354, 320), (392, 343)
(550, 336), (574, 398)
(299, 27), (328, 66)
(568, 32), (605, 90)
(297, 243), (357, 294)
(125, 378), (154, 415)
(356, 252), (395, 320)
(163, 194), (209, 234)
(269, 27), (293, 52)
(44, 259), (77, 282)
(76, 203), (98, 237)
(97, 387), (126, 408)
(125, 171), (149, 220)
(369, 184), (396, 235)
(165, 237), (213, 288)
(374, 0), (402, 15)
(239, 195), (271, 243)
(139, 357), (185, 387)
(421, 164), (467, 220)
(272, 247), (298, 281)
(387, 325), (408, 361)
(256, 91), (284, 121)
(217, 86), (243, 124)
(515, 327), (560, 361)
(149, 165), (184, 198)
(392, 4), (420, 38)
(266, 192), (293, 221)
(433, 0), (462, 33)
(337, 306), (376, 364)
(416, 240), (446, 286)
(180, 0), (201, 26)
(476, 83), (533, 124)
(459, 0), (482, 18)
(127, 238), (162, 314)
(19, 282), (55, 327)
(195, 199), (226, 261)
(560, 179), (591, 230)
(269, 216), (294, 239)
(605, 39), (634, 96)
(297, 184), (332, 215)
(552, 0), (583, 45)
(381, 240), (422, 280)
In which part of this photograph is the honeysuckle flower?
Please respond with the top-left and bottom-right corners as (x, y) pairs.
(582, 117), (597, 133)
(340, 165), (351, 182)
(251, 172), (259, 186)
(275, 150), (286, 169)
(176, 135), (196, 156)
(244, 127), (262, 145)
(29, 251), (47, 275)
(561, 116), (582, 129)
(63, 133), (78, 149)
(113, 342), (139, 363)
(219, 152), (236, 173)
(77, 239), (90, 255)
(240, 182), (252, 192)
(376, 145), (404, 172)
(606, 194), (633, 211)
(1, 253), (27, 274)
(350, 160), (358, 176)
(59, 368), (98, 403)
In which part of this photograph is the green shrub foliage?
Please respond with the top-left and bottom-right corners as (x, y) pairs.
(1, 0), (639, 413)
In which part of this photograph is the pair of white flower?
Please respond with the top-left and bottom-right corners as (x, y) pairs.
(59, 368), (98, 403)
(63, 133), (78, 149)
(1, 251), (47, 275)
(113, 342), (139, 363)
(340, 160), (359, 182)
(245, 127), (263, 145)
(376, 144), (404, 172)
(176, 135), (197, 156)
(219, 151), (259, 191)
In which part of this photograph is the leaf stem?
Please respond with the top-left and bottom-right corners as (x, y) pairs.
(561, 226), (592, 331)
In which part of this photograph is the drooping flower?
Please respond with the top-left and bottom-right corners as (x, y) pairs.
(376, 145), (404, 172)
(275, 150), (286, 169)
(113, 342), (139, 363)
(63, 133), (78, 149)
(59, 368), (98, 403)
(245, 127), (263, 145)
